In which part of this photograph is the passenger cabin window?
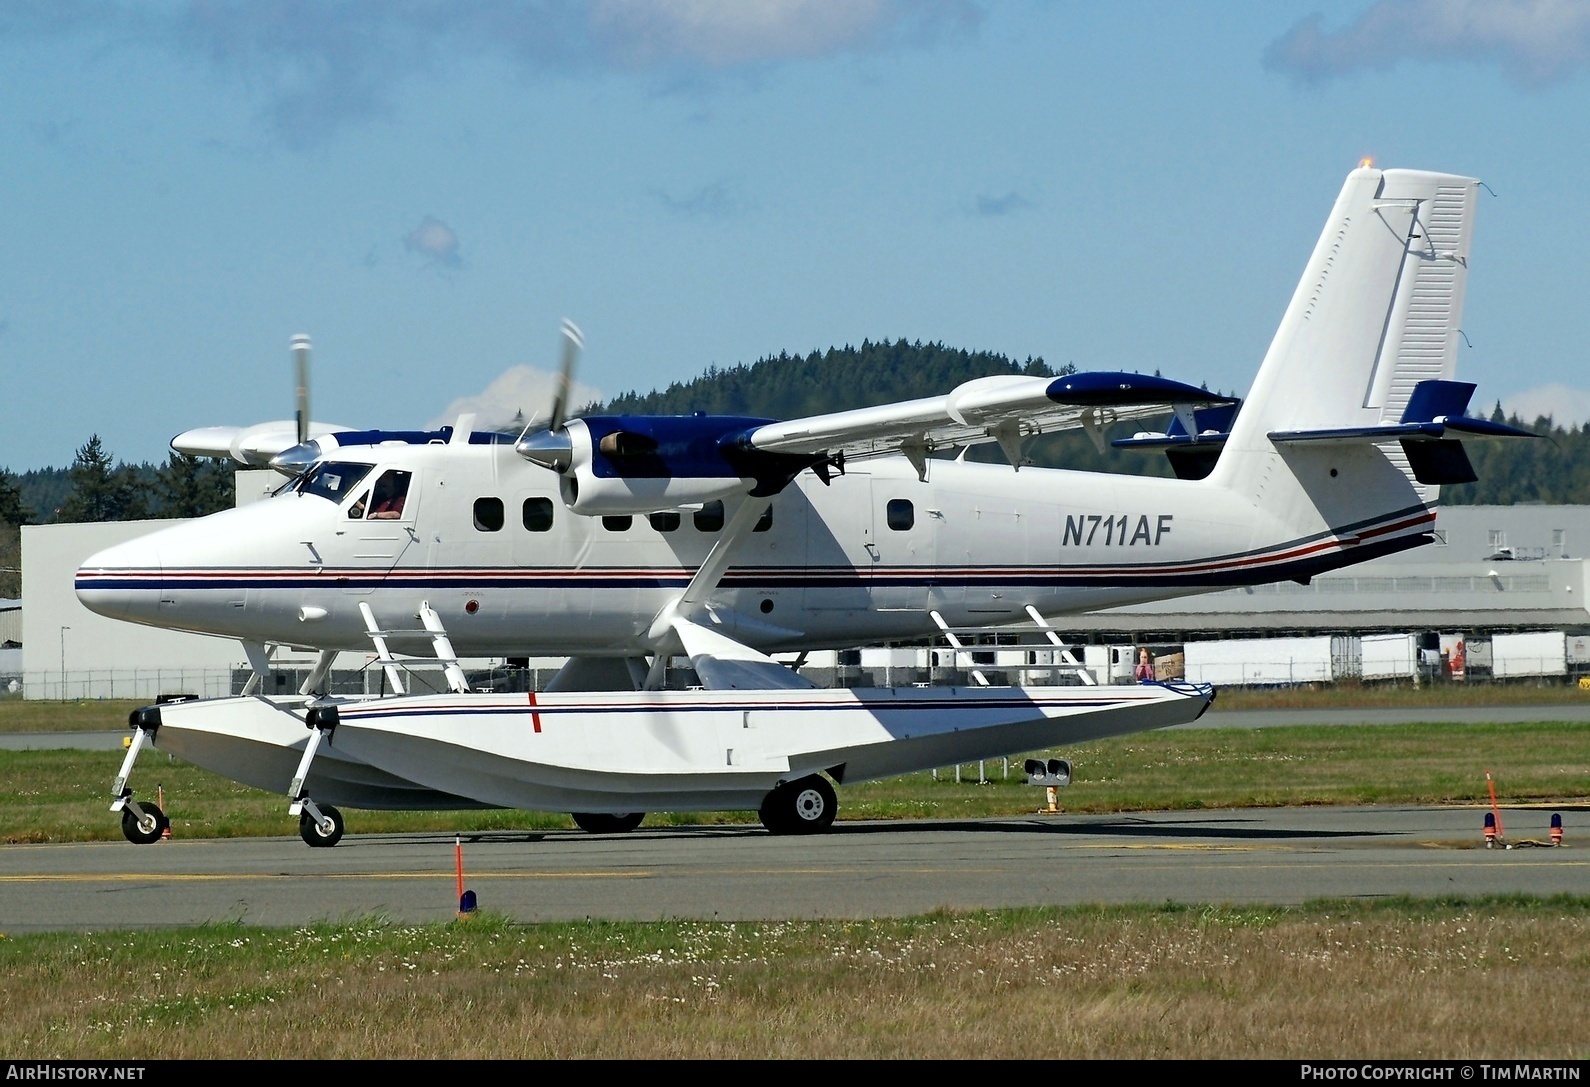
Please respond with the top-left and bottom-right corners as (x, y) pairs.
(367, 470), (412, 519)
(694, 500), (725, 533)
(603, 515), (633, 532)
(649, 511), (680, 532)
(886, 498), (914, 531)
(474, 497), (505, 532)
(300, 462), (373, 503)
(522, 497), (554, 532)
(754, 506), (773, 532)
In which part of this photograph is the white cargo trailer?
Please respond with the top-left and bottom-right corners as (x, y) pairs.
(1360, 633), (1417, 681)
(1184, 636), (1345, 686)
(1490, 631), (1567, 678)
(1083, 645), (1135, 685)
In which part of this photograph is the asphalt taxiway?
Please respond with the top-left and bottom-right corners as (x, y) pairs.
(2, 805), (1584, 933)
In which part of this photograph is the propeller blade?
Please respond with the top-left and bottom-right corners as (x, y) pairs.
(291, 333), (312, 446)
(547, 319), (583, 434)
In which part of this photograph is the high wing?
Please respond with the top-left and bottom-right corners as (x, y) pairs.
(738, 371), (1234, 476)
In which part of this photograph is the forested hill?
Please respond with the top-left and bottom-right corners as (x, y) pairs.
(604, 339), (1061, 418)
(6, 342), (1586, 525)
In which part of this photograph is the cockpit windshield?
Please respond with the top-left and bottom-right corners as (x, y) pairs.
(297, 461), (374, 503)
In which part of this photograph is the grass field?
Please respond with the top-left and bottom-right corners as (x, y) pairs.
(5, 718), (1586, 844)
(4, 698), (1587, 1058)
(3, 899), (1586, 1059)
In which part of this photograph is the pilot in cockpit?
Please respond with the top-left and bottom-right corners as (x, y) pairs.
(367, 470), (411, 519)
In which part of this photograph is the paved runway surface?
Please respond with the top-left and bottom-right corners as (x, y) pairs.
(3, 805), (1584, 933)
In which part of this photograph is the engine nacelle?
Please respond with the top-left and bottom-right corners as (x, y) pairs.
(553, 416), (773, 516)
(516, 415), (819, 515)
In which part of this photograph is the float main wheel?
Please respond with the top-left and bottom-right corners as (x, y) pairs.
(758, 775), (837, 835)
(571, 812), (645, 834)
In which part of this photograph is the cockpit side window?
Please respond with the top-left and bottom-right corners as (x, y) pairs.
(299, 462), (374, 502)
(348, 491), (370, 519)
(367, 470), (412, 519)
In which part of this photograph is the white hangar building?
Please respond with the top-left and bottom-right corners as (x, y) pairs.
(1073, 504), (1590, 640)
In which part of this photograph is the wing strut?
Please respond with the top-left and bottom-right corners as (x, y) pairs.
(420, 602), (471, 694)
(643, 495), (774, 690)
(930, 611), (990, 687)
(358, 602), (408, 695)
(239, 641), (277, 696)
(1024, 605), (1095, 686)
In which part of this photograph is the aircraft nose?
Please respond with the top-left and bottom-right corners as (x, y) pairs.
(76, 537), (163, 623)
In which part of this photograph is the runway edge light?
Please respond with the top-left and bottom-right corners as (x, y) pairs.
(1551, 813), (1563, 846)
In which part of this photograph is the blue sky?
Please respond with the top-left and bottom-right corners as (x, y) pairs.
(3, 0), (1588, 470)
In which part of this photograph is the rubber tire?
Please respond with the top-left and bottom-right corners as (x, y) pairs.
(571, 812), (645, 834)
(121, 803), (168, 845)
(758, 775), (837, 836)
(299, 803), (345, 848)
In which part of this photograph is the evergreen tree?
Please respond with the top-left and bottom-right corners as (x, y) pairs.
(0, 469), (31, 526)
(58, 435), (148, 522)
(155, 453), (234, 518)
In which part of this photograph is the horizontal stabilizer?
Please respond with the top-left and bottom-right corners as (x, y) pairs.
(1268, 417), (1536, 445)
(670, 617), (815, 691)
(1112, 401), (1242, 451)
(1112, 401), (1241, 481)
(1268, 380), (1536, 447)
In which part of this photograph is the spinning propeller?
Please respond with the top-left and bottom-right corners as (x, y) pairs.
(514, 318), (584, 472)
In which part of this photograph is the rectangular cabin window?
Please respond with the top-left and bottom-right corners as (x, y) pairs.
(694, 500), (725, 533)
(754, 506), (773, 532)
(886, 498), (915, 531)
(603, 515), (633, 532)
(649, 511), (680, 532)
(474, 497), (505, 532)
(522, 497), (555, 532)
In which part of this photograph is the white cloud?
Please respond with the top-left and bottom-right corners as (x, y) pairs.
(1266, 0), (1590, 87)
(589, 0), (976, 68)
(4, 2), (980, 149)
(403, 216), (462, 269)
(1501, 383), (1590, 426)
(429, 365), (605, 433)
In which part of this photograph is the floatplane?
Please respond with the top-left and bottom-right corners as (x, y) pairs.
(87, 165), (1530, 845)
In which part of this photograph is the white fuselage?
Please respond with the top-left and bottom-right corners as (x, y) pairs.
(76, 439), (1436, 657)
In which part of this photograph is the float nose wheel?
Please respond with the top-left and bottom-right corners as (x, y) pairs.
(120, 801), (169, 845)
(298, 803), (345, 847)
(110, 707), (167, 845)
(286, 704), (347, 847)
(759, 774), (837, 835)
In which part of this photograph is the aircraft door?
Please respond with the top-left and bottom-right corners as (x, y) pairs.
(868, 479), (937, 613)
(803, 473), (878, 618)
(339, 468), (420, 596)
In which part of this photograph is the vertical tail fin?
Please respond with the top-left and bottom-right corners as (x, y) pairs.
(1210, 166), (1480, 503)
